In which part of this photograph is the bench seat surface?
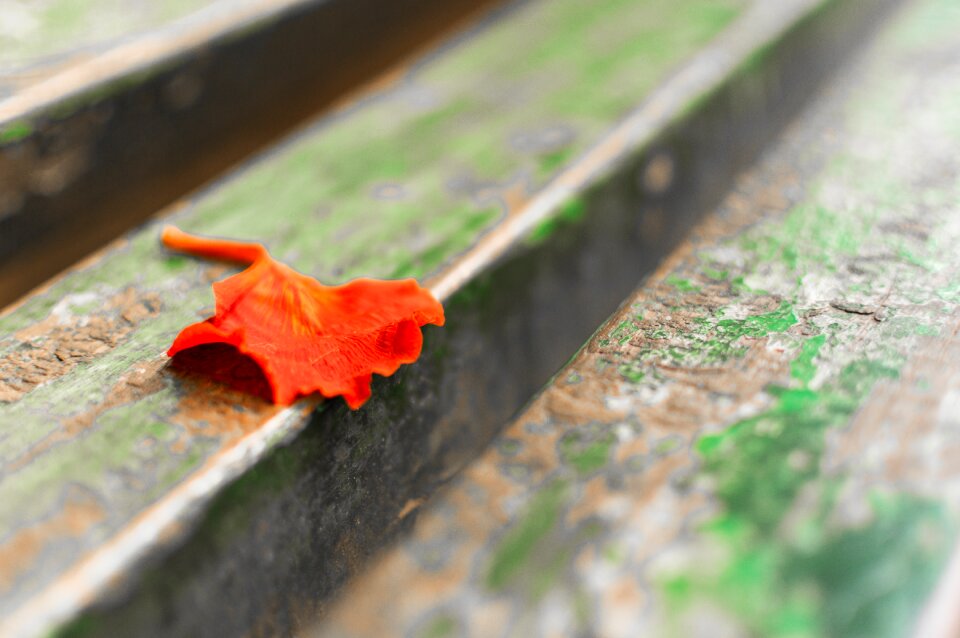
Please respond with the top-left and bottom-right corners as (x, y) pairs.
(0, 0), (744, 627)
(312, 1), (960, 635)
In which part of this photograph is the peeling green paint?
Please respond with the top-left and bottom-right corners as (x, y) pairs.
(792, 495), (951, 638)
(654, 1), (960, 632)
(418, 614), (456, 638)
(599, 318), (635, 348)
(487, 481), (568, 591)
(665, 489), (951, 638)
(1, 0), (213, 72)
(742, 202), (867, 275)
(664, 275), (701, 293)
(716, 301), (798, 338)
(536, 147), (575, 180)
(617, 361), (646, 384)
(295, 1), (960, 635)
(560, 431), (615, 474)
(667, 259), (953, 637)
(697, 354), (900, 531)
(0, 0), (774, 622)
(789, 334), (824, 385)
(2, 0), (743, 339)
(614, 301), (798, 382)
(0, 121), (32, 144)
(526, 197), (588, 246)
(653, 436), (682, 456)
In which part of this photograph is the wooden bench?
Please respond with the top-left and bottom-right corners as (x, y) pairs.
(313, 2), (960, 635)
(0, 0), (501, 304)
(1, 0), (940, 636)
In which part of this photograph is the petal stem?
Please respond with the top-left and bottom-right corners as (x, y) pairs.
(162, 226), (267, 265)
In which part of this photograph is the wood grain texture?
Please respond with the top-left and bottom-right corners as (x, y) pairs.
(0, 0), (211, 78)
(0, 0), (750, 633)
(0, 0), (513, 306)
(0, 0), (291, 104)
(310, 1), (960, 635)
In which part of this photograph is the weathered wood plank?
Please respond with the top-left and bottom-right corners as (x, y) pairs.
(0, 0), (505, 305)
(0, 0), (215, 91)
(311, 0), (960, 635)
(0, 0), (894, 635)
(0, 1), (750, 632)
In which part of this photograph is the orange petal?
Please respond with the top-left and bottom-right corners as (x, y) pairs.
(162, 226), (444, 408)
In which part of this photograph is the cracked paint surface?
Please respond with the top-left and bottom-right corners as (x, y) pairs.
(311, 2), (960, 635)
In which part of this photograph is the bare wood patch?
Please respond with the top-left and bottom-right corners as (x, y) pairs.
(0, 289), (161, 403)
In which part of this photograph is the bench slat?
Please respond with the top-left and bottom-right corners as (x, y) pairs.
(313, 1), (960, 634)
(0, 1), (750, 631)
(0, 0), (505, 304)
(0, 0), (897, 634)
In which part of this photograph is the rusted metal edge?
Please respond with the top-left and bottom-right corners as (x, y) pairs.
(0, 0), (898, 636)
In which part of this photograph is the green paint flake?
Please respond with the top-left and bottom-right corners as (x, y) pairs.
(1, 0), (213, 71)
(532, 547), (573, 600)
(742, 203), (867, 275)
(487, 481), (568, 591)
(560, 431), (615, 474)
(616, 301), (797, 384)
(665, 275), (701, 293)
(653, 436), (682, 456)
(602, 543), (626, 564)
(617, 361), (646, 384)
(701, 266), (729, 281)
(605, 319), (636, 346)
(0, 121), (32, 144)
(914, 323), (940, 337)
(537, 147), (576, 179)
(665, 491), (952, 638)
(789, 334), (825, 386)
(731, 274), (768, 295)
(418, 615), (457, 638)
(721, 301), (798, 336)
(654, 1), (960, 632)
(526, 197), (588, 245)
(696, 355), (900, 535)
(786, 495), (952, 638)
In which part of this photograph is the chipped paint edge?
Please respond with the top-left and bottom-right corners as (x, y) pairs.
(0, 0), (846, 636)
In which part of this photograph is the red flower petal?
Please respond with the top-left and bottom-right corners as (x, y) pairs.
(162, 226), (444, 408)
